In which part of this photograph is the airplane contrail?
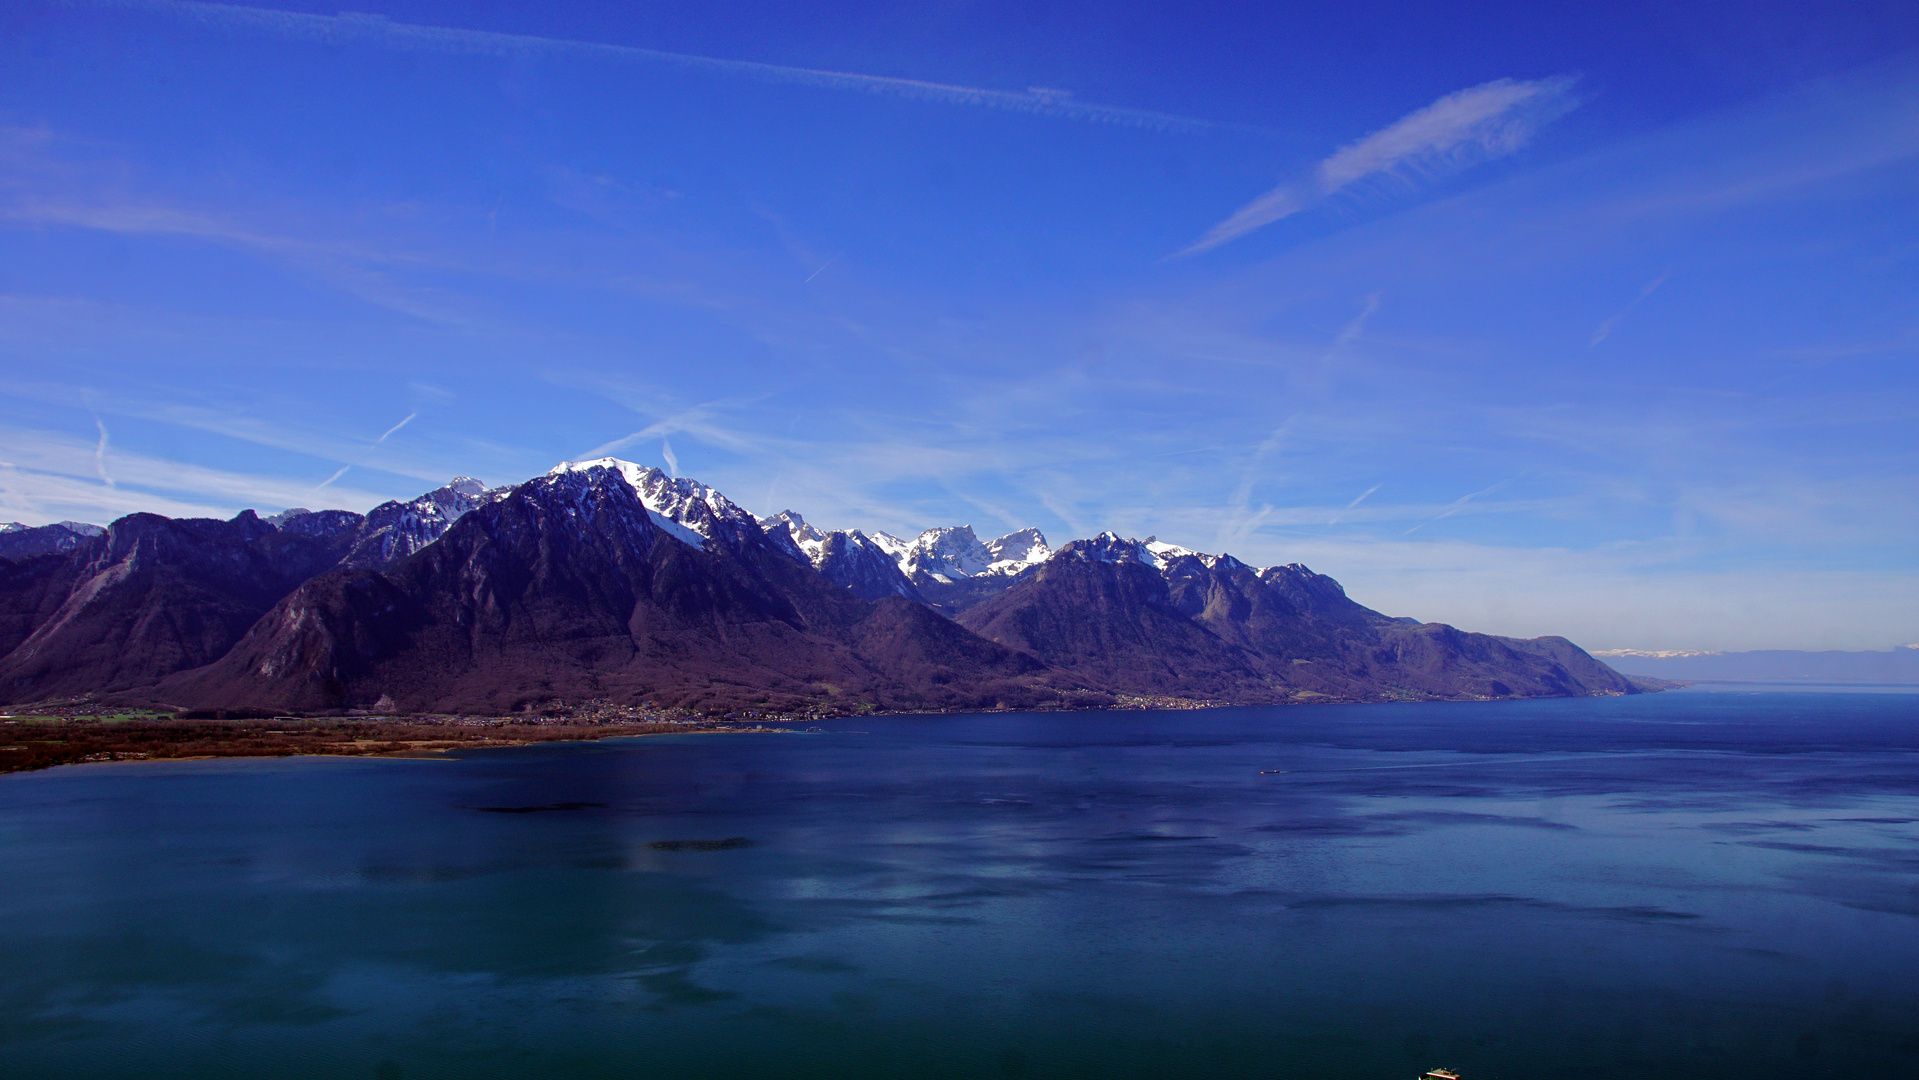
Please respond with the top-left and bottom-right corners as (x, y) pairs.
(90, 0), (1264, 136)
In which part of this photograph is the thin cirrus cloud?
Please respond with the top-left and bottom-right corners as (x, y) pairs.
(1590, 273), (1671, 348)
(90, 416), (115, 488)
(92, 0), (1253, 136)
(313, 410), (418, 491)
(1176, 76), (1580, 256)
(0, 424), (394, 522)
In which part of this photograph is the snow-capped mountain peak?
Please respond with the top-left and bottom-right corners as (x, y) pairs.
(1069, 532), (1155, 565)
(905, 525), (991, 582)
(336, 475), (513, 567)
(869, 531), (914, 564)
(1143, 537), (1200, 564)
(1141, 537), (1253, 572)
(548, 457), (652, 491)
(985, 526), (1051, 571)
(1064, 533), (1261, 573)
(747, 511), (922, 601)
(760, 510), (826, 561)
(895, 525), (1052, 583)
(550, 458), (773, 553)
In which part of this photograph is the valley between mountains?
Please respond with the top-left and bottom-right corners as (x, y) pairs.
(0, 459), (1639, 716)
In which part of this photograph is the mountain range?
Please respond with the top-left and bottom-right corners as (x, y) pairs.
(0, 459), (1639, 715)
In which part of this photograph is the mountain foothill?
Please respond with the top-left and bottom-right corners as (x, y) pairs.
(0, 459), (1638, 715)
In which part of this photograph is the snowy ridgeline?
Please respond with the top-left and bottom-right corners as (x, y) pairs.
(759, 511), (1050, 585)
(20, 456), (1305, 600)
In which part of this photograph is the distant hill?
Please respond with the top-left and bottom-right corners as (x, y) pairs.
(1594, 648), (1919, 684)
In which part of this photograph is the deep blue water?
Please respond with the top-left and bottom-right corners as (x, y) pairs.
(2, 690), (1917, 1080)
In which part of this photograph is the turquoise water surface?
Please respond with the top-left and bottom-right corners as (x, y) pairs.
(2, 690), (1916, 1079)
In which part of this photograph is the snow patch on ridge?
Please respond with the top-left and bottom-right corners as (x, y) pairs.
(339, 476), (512, 568)
(551, 457), (778, 552)
(549, 459), (706, 549)
(1067, 532), (1288, 578)
(760, 510), (825, 562)
(893, 525), (1052, 581)
(869, 531), (914, 565)
(642, 509), (708, 550)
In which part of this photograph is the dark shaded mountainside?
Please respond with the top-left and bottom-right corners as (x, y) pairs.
(0, 520), (104, 559)
(957, 535), (1629, 703)
(0, 462), (1638, 714)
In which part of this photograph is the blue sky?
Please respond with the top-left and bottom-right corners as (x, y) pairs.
(3, 0), (1916, 651)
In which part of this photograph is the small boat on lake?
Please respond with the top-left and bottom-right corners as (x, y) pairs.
(1419, 1071), (1461, 1080)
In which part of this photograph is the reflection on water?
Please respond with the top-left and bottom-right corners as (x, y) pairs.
(1, 690), (1917, 1079)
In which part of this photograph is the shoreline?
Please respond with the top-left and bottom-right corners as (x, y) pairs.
(0, 712), (797, 776)
(0, 686), (1670, 776)
(22, 724), (799, 774)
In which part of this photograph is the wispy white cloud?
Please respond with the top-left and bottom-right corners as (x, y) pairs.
(1116, 494), (1561, 549)
(313, 464), (352, 491)
(944, 486), (1027, 534)
(1327, 294), (1381, 355)
(0, 378), (472, 488)
(1589, 273), (1670, 348)
(1327, 483), (1382, 526)
(1178, 77), (1578, 256)
(1212, 423), (1292, 554)
(317, 410), (426, 490)
(1034, 489), (1090, 540)
(803, 255), (838, 284)
(91, 415), (115, 488)
(0, 196), (495, 333)
(0, 424), (392, 523)
(92, 0), (1249, 136)
(1402, 477), (1519, 535)
(374, 411), (417, 444)
(572, 401), (748, 465)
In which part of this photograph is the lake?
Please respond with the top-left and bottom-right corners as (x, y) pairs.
(2, 690), (1916, 1079)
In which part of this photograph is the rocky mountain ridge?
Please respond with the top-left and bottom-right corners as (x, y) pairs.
(956, 533), (1630, 704)
(761, 512), (925, 604)
(0, 459), (1638, 712)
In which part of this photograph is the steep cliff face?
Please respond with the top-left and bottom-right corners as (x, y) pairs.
(818, 531), (925, 602)
(0, 511), (361, 702)
(0, 551), (87, 663)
